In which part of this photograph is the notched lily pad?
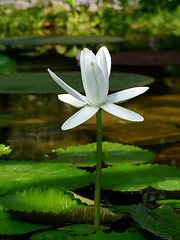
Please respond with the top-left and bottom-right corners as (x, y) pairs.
(130, 204), (180, 240)
(0, 203), (51, 236)
(0, 72), (153, 94)
(54, 142), (155, 167)
(0, 161), (91, 196)
(67, 230), (146, 240)
(3, 187), (119, 225)
(0, 144), (12, 157)
(101, 163), (180, 192)
(156, 199), (180, 208)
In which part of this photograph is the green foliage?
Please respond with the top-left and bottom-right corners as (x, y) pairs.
(30, 228), (146, 240)
(0, 144), (12, 157)
(0, 54), (16, 74)
(0, 72), (153, 94)
(0, 161), (91, 196)
(3, 187), (87, 213)
(0, 1), (179, 50)
(0, 203), (51, 235)
(101, 163), (180, 191)
(54, 142), (155, 167)
(130, 205), (180, 240)
(156, 199), (180, 208)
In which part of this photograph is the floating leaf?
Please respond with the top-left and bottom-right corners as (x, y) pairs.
(0, 54), (16, 74)
(0, 144), (12, 157)
(156, 199), (180, 208)
(67, 230), (146, 240)
(101, 164), (180, 191)
(0, 72), (153, 94)
(130, 205), (180, 240)
(3, 187), (119, 225)
(54, 142), (155, 167)
(0, 203), (51, 235)
(0, 35), (123, 46)
(3, 187), (88, 213)
(0, 161), (91, 196)
(30, 225), (102, 240)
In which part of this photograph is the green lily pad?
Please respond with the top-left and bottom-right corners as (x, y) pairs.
(0, 54), (16, 74)
(0, 35), (123, 46)
(3, 187), (87, 213)
(130, 205), (180, 240)
(0, 144), (12, 157)
(0, 203), (51, 235)
(3, 187), (118, 225)
(0, 161), (91, 196)
(0, 72), (153, 94)
(30, 225), (102, 240)
(67, 230), (146, 240)
(54, 142), (155, 167)
(101, 164), (180, 191)
(156, 199), (180, 208)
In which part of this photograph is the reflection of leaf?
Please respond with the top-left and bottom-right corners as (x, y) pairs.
(0, 144), (12, 157)
(130, 205), (180, 240)
(0, 35), (123, 46)
(0, 54), (16, 74)
(54, 142), (155, 167)
(0, 203), (51, 235)
(156, 199), (180, 208)
(0, 161), (91, 196)
(3, 187), (119, 225)
(0, 72), (153, 94)
(101, 164), (180, 191)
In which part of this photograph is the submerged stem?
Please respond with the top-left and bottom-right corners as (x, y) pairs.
(94, 109), (102, 231)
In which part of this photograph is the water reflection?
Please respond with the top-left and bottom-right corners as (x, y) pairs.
(0, 93), (180, 167)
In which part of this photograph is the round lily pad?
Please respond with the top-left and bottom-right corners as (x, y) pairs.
(54, 142), (155, 167)
(0, 161), (91, 196)
(101, 164), (180, 192)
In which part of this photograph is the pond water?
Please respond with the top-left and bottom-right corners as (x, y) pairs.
(0, 84), (180, 167)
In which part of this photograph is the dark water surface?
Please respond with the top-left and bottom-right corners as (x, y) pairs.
(0, 89), (180, 166)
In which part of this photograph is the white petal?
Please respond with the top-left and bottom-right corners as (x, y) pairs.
(61, 106), (99, 130)
(85, 61), (107, 106)
(107, 87), (149, 104)
(96, 47), (109, 89)
(48, 69), (87, 103)
(58, 94), (87, 108)
(101, 103), (144, 122)
(97, 46), (111, 77)
(80, 48), (108, 106)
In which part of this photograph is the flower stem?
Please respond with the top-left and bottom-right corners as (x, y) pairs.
(94, 109), (102, 232)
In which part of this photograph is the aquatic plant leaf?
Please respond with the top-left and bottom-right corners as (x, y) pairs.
(0, 54), (16, 74)
(101, 164), (180, 191)
(3, 187), (88, 213)
(0, 161), (91, 196)
(67, 230), (146, 240)
(156, 199), (180, 208)
(3, 187), (119, 225)
(130, 205), (180, 240)
(54, 142), (155, 167)
(0, 72), (153, 94)
(0, 35), (123, 46)
(30, 224), (96, 240)
(0, 203), (51, 235)
(0, 144), (12, 157)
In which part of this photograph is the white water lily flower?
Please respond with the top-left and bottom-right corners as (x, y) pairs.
(48, 46), (148, 130)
